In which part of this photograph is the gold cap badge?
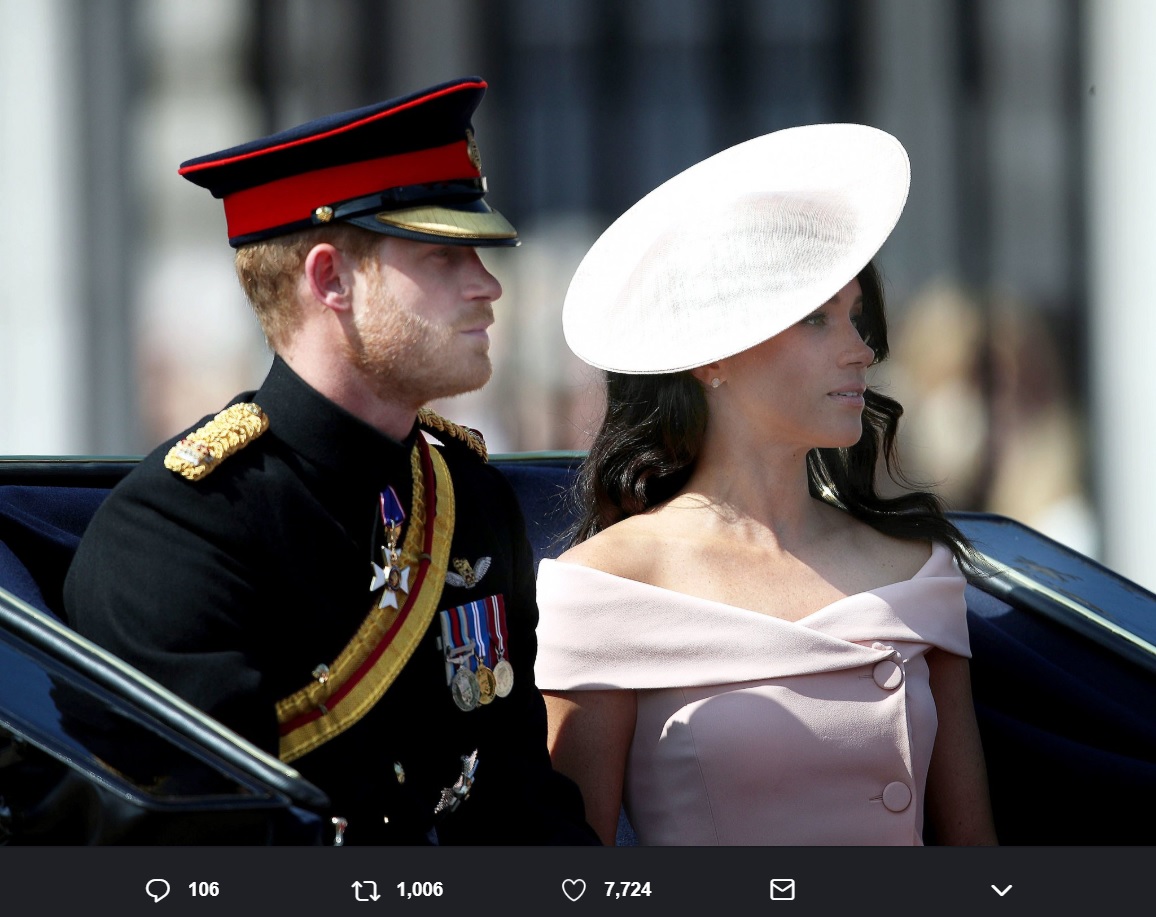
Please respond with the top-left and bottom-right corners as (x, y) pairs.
(465, 129), (482, 173)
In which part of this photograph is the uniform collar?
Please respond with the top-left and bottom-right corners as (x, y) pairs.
(252, 356), (417, 489)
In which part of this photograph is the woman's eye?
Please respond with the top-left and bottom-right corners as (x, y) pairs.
(800, 311), (825, 327)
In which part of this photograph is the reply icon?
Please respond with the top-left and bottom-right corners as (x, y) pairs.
(145, 879), (171, 903)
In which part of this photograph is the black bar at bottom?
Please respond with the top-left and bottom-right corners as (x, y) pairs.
(0, 845), (1145, 914)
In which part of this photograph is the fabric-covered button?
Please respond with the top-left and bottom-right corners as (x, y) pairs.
(882, 781), (912, 812)
(872, 658), (904, 690)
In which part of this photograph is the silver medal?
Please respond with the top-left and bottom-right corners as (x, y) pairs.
(492, 658), (514, 697)
(450, 665), (480, 711)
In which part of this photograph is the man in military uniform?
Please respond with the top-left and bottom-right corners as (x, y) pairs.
(63, 77), (599, 845)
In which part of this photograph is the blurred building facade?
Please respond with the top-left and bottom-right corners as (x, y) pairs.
(6, 0), (1145, 585)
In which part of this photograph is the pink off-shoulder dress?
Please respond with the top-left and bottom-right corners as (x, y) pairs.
(534, 542), (970, 845)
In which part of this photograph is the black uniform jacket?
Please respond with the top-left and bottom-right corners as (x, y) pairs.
(63, 357), (598, 845)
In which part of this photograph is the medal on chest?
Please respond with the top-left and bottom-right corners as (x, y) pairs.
(484, 590), (514, 698)
(369, 486), (410, 609)
(277, 436), (456, 764)
(438, 595), (514, 710)
(469, 600), (498, 705)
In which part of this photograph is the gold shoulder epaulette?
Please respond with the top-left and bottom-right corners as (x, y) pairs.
(417, 408), (488, 462)
(164, 402), (269, 481)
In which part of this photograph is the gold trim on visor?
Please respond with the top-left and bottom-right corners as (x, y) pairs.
(375, 204), (517, 241)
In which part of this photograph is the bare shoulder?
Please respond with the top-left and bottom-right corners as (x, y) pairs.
(555, 512), (667, 582)
(829, 508), (937, 584)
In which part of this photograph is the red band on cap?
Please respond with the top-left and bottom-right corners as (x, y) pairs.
(222, 139), (478, 240)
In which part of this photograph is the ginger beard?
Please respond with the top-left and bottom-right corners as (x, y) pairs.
(345, 264), (495, 410)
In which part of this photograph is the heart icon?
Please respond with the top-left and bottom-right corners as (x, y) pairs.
(562, 879), (587, 902)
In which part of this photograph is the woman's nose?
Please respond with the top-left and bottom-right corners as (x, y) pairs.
(840, 322), (874, 365)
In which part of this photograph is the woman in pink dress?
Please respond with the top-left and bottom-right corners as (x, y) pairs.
(535, 124), (998, 846)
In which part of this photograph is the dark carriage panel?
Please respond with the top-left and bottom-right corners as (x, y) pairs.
(0, 459), (331, 844)
(0, 588), (329, 844)
(950, 514), (1156, 843)
(1, 454), (1154, 844)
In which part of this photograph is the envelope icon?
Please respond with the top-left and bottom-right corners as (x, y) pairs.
(770, 879), (796, 901)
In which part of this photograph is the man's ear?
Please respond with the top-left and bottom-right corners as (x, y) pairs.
(303, 243), (354, 312)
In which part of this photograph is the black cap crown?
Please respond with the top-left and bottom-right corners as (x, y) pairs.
(179, 77), (517, 248)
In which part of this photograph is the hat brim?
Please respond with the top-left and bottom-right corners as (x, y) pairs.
(562, 124), (910, 374)
(347, 200), (519, 248)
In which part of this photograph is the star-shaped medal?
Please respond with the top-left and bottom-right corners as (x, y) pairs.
(370, 547), (410, 608)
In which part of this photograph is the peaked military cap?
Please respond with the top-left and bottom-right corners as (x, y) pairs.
(178, 76), (518, 248)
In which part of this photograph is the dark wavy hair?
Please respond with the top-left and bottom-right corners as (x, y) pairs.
(568, 261), (975, 567)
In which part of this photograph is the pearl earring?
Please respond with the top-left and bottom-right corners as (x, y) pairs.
(711, 378), (721, 389)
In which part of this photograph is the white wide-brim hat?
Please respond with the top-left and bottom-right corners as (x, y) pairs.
(562, 123), (910, 374)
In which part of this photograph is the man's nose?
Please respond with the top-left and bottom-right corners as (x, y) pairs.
(467, 251), (502, 301)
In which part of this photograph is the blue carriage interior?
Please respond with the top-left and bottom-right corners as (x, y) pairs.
(1, 454), (1154, 844)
